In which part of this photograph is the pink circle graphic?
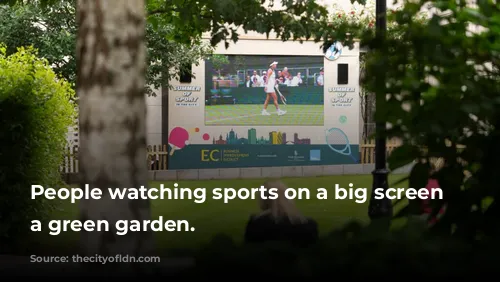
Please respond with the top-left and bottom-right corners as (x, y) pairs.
(202, 133), (210, 141)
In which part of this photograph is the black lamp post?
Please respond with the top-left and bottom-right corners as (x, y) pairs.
(368, 0), (393, 219)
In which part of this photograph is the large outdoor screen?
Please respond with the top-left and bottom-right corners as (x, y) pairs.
(204, 55), (325, 126)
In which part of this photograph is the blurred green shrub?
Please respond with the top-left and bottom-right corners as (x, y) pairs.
(356, 0), (500, 239)
(0, 45), (76, 246)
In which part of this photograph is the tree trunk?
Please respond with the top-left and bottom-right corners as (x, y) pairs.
(76, 0), (154, 273)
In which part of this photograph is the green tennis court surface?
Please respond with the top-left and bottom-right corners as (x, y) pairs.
(205, 104), (324, 126)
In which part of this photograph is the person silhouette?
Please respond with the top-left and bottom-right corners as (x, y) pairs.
(244, 180), (318, 247)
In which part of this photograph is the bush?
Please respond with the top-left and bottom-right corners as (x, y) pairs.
(0, 45), (76, 246)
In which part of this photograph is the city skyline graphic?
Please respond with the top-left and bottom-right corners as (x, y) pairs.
(212, 128), (311, 145)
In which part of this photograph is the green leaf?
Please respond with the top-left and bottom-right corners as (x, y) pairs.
(148, 16), (160, 30)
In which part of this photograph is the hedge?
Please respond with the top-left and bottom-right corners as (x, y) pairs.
(0, 45), (76, 246)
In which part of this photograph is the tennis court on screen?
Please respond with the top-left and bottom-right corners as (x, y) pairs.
(205, 104), (323, 126)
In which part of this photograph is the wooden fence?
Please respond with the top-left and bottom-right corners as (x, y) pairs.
(61, 140), (404, 173)
(147, 144), (169, 170)
(61, 144), (79, 174)
(359, 138), (402, 164)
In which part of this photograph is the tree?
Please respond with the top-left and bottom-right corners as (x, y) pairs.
(60, 0), (500, 269)
(328, 0), (427, 141)
(328, 0), (427, 38)
(146, 0), (333, 48)
(145, 19), (212, 95)
(74, 1), (332, 272)
(233, 56), (247, 72)
(0, 1), (76, 84)
(0, 45), (75, 249)
(76, 0), (154, 273)
(0, 1), (211, 94)
(1, 0), (348, 273)
(73, 1), (332, 275)
(358, 0), (500, 238)
(3, 0), (333, 269)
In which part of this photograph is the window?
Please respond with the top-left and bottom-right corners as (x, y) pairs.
(338, 64), (348, 85)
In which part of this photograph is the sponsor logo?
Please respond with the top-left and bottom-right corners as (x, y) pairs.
(288, 150), (305, 162)
(309, 150), (321, 161)
(201, 149), (249, 162)
(257, 154), (277, 158)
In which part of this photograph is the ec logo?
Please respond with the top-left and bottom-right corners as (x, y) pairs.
(201, 149), (220, 161)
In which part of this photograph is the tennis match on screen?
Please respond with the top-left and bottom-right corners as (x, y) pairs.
(204, 55), (325, 126)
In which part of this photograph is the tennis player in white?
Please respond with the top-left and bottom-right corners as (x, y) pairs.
(262, 61), (286, 116)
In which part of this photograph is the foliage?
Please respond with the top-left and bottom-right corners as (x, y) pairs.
(184, 221), (499, 278)
(332, 0), (425, 140)
(329, 0), (428, 41)
(232, 55), (247, 72)
(0, 45), (76, 245)
(323, 0), (500, 241)
(146, 0), (338, 51)
(357, 0), (500, 239)
(0, 1), (76, 85)
(1, 1), (211, 95)
(207, 54), (230, 76)
(6, 0), (408, 101)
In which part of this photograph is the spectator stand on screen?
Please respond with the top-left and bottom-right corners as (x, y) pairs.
(316, 68), (324, 86)
(259, 70), (266, 85)
(281, 67), (290, 80)
(289, 72), (302, 87)
(284, 74), (293, 86)
(244, 180), (319, 247)
(252, 77), (261, 87)
(277, 77), (285, 85)
(245, 76), (252, 87)
(251, 70), (261, 85)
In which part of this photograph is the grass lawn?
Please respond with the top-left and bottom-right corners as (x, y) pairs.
(33, 174), (408, 255)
